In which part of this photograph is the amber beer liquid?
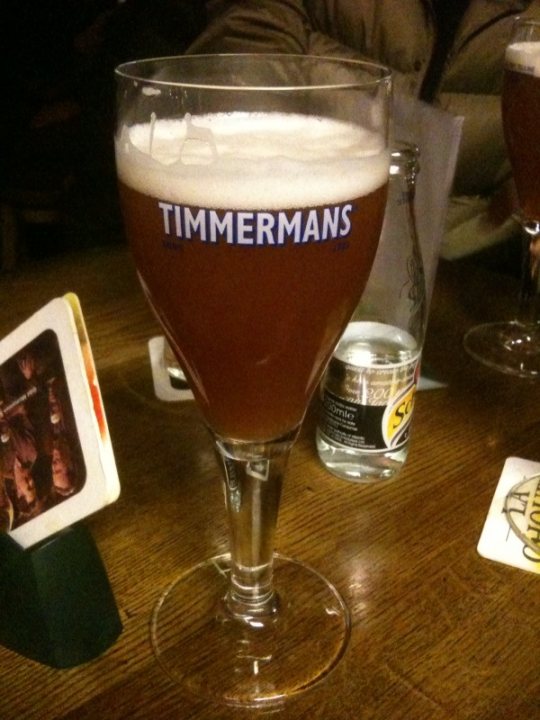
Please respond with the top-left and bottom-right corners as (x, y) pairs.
(116, 113), (388, 441)
(502, 41), (540, 221)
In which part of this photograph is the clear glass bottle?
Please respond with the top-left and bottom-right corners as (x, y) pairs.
(317, 142), (426, 482)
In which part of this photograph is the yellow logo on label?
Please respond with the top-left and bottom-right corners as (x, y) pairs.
(382, 382), (416, 449)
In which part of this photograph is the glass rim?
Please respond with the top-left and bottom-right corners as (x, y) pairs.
(114, 53), (392, 92)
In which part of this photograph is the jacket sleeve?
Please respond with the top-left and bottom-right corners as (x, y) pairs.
(187, 0), (418, 96)
(439, 92), (510, 196)
(187, 0), (311, 54)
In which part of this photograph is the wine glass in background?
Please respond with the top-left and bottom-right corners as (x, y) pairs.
(114, 55), (391, 707)
(464, 17), (540, 377)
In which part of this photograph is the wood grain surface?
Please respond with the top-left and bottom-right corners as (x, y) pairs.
(0, 245), (538, 720)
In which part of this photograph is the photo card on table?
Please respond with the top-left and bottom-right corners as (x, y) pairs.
(0, 294), (120, 548)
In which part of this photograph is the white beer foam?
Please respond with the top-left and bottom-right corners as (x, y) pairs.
(506, 41), (540, 77)
(115, 112), (389, 208)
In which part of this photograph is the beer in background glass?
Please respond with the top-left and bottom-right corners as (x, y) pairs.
(464, 18), (540, 377)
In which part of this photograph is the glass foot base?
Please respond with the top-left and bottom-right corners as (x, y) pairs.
(151, 554), (350, 708)
(464, 321), (540, 378)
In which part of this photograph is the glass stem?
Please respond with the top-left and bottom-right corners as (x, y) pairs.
(518, 218), (540, 325)
(213, 429), (299, 623)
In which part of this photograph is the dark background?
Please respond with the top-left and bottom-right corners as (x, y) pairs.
(0, 1), (207, 258)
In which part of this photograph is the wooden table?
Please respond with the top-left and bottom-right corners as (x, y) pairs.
(0, 245), (538, 719)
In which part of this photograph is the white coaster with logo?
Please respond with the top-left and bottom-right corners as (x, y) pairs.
(477, 456), (540, 575)
(148, 336), (194, 402)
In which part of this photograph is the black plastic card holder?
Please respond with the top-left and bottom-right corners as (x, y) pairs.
(0, 524), (122, 668)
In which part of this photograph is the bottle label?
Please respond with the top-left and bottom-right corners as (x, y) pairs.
(320, 355), (420, 452)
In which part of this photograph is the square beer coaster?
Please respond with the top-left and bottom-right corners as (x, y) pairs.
(0, 294), (120, 549)
(477, 457), (540, 574)
(148, 336), (193, 402)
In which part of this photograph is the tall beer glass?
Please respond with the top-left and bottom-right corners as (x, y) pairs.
(115, 55), (391, 707)
(464, 18), (540, 377)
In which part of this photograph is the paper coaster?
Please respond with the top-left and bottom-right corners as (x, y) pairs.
(477, 457), (540, 574)
(0, 295), (120, 548)
(148, 336), (194, 402)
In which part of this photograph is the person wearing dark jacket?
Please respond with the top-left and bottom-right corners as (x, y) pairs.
(187, 0), (540, 261)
